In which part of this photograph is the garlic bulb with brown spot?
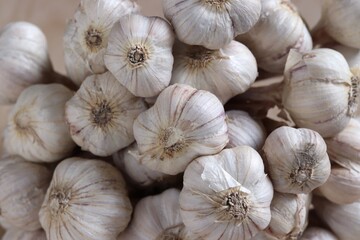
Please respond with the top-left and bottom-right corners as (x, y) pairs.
(65, 72), (147, 156)
(39, 157), (132, 240)
(133, 84), (228, 175)
(171, 40), (258, 104)
(180, 146), (274, 240)
(236, 0), (313, 73)
(163, 0), (261, 50)
(104, 14), (175, 97)
(282, 48), (359, 137)
(301, 227), (338, 240)
(263, 126), (331, 194)
(226, 110), (266, 151)
(64, 0), (139, 86)
(3, 229), (46, 240)
(4, 84), (76, 162)
(0, 155), (51, 231)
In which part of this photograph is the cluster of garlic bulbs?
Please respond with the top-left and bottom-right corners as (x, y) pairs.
(2, 0), (360, 239)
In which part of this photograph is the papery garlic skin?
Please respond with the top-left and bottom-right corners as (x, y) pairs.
(4, 84), (76, 162)
(282, 48), (359, 137)
(263, 126), (330, 194)
(64, 0), (138, 86)
(300, 227), (338, 240)
(39, 157), (132, 240)
(0, 156), (51, 231)
(65, 72), (147, 156)
(237, 0), (313, 73)
(105, 14), (175, 97)
(163, 0), (261, 50)
(171, 41), (258, 104)
(3, 229), (47, 240)
(180, 146), (273, 240)
(133, 84), (228, 175)
(226, 110), (266, 151)
(0, 22), (52, 104)
(332, 44), (360, 69)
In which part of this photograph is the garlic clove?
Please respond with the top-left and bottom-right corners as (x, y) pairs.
(171, 40), (258, 104)
(163, 0), (261, 50)
(263, 126), (331, 194)
(65, 71), (147, 157)
(104, 14), (175, 98)
(39, 157), (132, 240)
(4, 84), (76, 162)
(3, 229), (46, 240)
(300, 227), (338, 240)
(180, 146), (273, 240)
(133, 84), (228, 175)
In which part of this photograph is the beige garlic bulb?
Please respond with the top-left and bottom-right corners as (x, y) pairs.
(65, 72), (147, 156)
(237, 0), (313, 73)
(133, 84), (228, 175)
(39, 157), (132, 240)
(104, 14), (175, 97)
(263, 126), (331, 194)
(3, 229), (46, 240)
(171, 40), (258, 104)
(180, 146), (274, 240)
(314, 197), (360, 240)
(226, 110), (266, 151)
(163, 0), (261, 50)
(282, 48), (359, 137)
(301, 227), (338, 240)
(64, 0), (138, 86)
(4, 84), (76, 162)
(119, 189), (196, 240)
(0, 156), (51, 231)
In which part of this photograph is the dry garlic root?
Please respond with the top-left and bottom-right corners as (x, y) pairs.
(104, 14), (175, 98)
(65, 71), (147, 157)
(300, 227), (338, 240)
(39, 157), (132, 240)
(180, 146), (273, 240)
(4, 84), (76, 162)
(0, 156), (51, 231)
(64, 0), (139, 86)
(2, 229), (46, 240)
(133, 84), (228, 175)
(171, 40), (258, 104)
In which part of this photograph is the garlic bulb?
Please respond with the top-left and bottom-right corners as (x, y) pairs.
(226, 110), (266, 151)
(104, 14), (175, 97)
(65, 72), (147, 156)
(0, 155), (51, 231)
(314, 197), (360, 240)
(3, 229), (46, 240)
(133, 84), (228, 175)
(321, 0), (360, 49)
(171, 40), (258, 104)
(263, 126), (331, 194)
(300, 227), (338, 240)
(4, 84), (76, 162)
(163, 0), (261, 50)
(332, 44), (360, 68)
(119, 188), (196, 240)
(282, 48), (359, 137)
(180, 146), (274, 240)
(64, 0), (138, 86)
(39, 157), (132, 240)
(236, 0), (313, 73)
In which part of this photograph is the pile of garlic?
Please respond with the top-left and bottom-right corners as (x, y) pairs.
(1, 0), (360, 239)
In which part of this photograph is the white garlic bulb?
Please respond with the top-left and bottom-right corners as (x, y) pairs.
(321, 0), (360, 49)
(4, 84), (75, 162)
(133, 84), (228, 175)
(332, 44), (360, 68)
(104, 14), (175, 97)
(282, 48), (359, 137)
(180, 146), (274, 240)
(0, 155), (51, 231)
(39, 157), (132, 240)
(226, 110), (266, 151)
(64, 0), (138, 86)
(301, 227), (338, 240)
(314, 197), (360, 240)
(163, 0), (261, 50)
(65, 72), (147, 156)
(236, 0), (313, 73)
(171, 40), (258, 104)
(3, 229), (46, 240)
(263, 126), (331, 194)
